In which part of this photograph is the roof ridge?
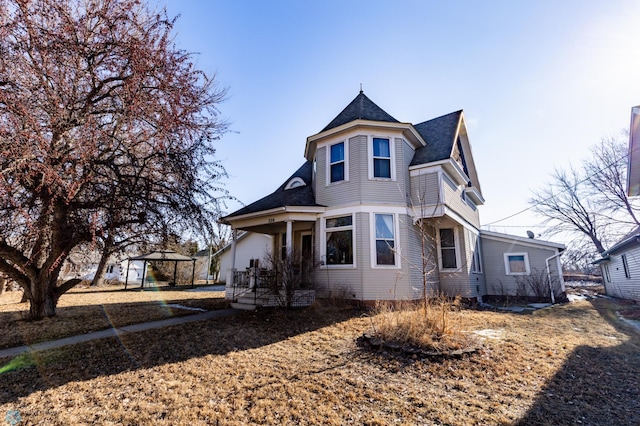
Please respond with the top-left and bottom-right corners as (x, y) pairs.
(321, 91), (399, 132)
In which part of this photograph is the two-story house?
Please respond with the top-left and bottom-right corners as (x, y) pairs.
(221, 91), (565, 308)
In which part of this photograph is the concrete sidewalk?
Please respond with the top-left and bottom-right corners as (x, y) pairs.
(0, 308), (240, 360)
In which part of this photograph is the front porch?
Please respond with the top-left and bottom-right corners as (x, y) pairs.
(227, 266), (316, 310)
(222, 211), (321, 310)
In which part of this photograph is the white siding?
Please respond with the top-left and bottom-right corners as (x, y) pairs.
(219, 234), (272, 284)
(603, 246), (640, 301)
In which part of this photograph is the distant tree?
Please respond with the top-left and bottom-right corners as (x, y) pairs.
(0, 0), (228, 319)
(530, 135), (637, 256)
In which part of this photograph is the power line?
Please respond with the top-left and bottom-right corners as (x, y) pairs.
(483, 140), (632, 226)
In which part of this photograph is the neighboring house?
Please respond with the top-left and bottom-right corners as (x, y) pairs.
(221, 91), (564, 307)
(626, 106), (640, 196)
(213, 232), (273, 284)
(594, 227), (640, 302)
(120, 258), (145, 284)
(60, 250), (122, 282)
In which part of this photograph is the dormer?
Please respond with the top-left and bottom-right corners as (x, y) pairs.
(409, 110), (484, 205)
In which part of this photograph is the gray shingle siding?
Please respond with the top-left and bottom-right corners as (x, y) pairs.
(481, 236), (561, 298)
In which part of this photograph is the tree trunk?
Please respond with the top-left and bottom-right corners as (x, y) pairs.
(29, 283), (59, 321)
(25, 275), (82, 320)
(91, 249), (111, 287)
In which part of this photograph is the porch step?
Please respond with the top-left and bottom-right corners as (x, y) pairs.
(230, 302), (257, 311)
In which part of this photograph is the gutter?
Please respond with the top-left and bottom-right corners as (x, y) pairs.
(545, 252), (564, 304)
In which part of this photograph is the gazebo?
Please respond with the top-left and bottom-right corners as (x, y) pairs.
(124, 250), (197, 289)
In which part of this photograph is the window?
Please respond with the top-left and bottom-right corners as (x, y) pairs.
(372, 138), (391, 178)
(603, 264), (611, 282)
(470, 234), (482, 274)
(439, 228), (457, 269)
(504, 253), (530, 275)
(329, 142), (345, 183)
(374, 214), (395, 266)
(325, 215), (353, 265)
(284, 177), (305, 190)
(622, 254), (630, 278)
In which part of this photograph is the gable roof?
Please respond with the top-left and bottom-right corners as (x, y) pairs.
(410, 110), (462, 166)
(601, 226), (640, 256)
(222, 161), (321, 220)
(321, 91), (399, 133)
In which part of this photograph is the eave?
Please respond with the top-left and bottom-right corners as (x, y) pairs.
(304, 120), (426, 160)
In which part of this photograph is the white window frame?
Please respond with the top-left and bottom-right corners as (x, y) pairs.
(603, 264), (611, 283)
(470, 233), (483, 274)
(437, 227), (460, 271)
(368, 136), (395, 181)
(504, 252), (531, 276)
(326, 140), (349, 186)
(622, 254), (631, 278)
(321, 213), (356, 268)
(370, 212), (400, 269)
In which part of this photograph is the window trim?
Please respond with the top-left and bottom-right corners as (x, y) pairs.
(321, 213), (356, 268)
(368, 136), (395, 181)
(504, 252), (531, 276)
(437, 227), (460, 271)
(370, 212), (400, 269)
(326, 140), (349, 185)
(470, 232), (483, 274)
(622, 254), (631, 278)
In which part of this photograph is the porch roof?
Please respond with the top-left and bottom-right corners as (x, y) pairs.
(221, 161), (324, 224)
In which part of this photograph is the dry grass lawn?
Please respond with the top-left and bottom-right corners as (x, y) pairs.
(0, 285), (639, 425)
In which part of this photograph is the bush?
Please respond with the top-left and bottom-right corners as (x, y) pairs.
(368, 296), (479, 352)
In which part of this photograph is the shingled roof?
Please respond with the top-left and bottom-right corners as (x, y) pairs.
(223, 161), (322, 220)
(321, 91), (399, 133)
(410, 110), (462, 166)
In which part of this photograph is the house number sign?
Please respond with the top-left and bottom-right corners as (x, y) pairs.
(267, 218), (275, 223)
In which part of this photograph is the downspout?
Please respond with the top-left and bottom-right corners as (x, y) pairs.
(545, 252), (563, 304)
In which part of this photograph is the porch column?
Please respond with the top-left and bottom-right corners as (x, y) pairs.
(228, 228), (238, 285)
(286, 221), (293, 258)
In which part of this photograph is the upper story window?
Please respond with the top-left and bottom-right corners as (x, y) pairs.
(284, 177), (306, 190)
(330, 142), (345, 183)
(372, 138), (391, 179)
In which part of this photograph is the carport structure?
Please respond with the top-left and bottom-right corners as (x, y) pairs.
(124, 250), (196, 289)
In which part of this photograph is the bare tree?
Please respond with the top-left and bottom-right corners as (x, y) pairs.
(584, 135), (640, 227)
(530, 135), (637, 256)
(531, 166), (607, 253)
(0, 0), (228, 319)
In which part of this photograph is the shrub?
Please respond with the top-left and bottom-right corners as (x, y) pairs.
(368, 295), (479, 352)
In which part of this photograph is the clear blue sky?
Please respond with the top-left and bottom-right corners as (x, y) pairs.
(162, 0), (640, 244)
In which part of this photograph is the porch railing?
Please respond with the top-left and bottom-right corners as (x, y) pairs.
(230, 267), (314, 307)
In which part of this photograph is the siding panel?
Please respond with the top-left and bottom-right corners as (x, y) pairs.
(481, 236), (562, 298)
(604, 247), (640, 301)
